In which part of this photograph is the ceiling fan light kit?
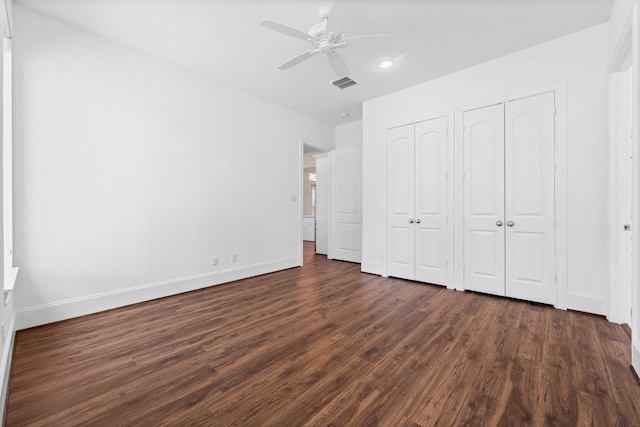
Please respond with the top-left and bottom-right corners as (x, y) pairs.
(260, 11), (393, 79)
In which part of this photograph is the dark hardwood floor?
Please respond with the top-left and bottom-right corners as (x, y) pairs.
(6, 242), (640, 426)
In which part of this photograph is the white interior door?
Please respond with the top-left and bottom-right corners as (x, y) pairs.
(329, 146), (362, 263)
(314, 153), (329, 255)
(414, 117), (448, 285)
(463, 104), (505, 296)
(504, 92), (556, 305)
(386, 124), (415, 279)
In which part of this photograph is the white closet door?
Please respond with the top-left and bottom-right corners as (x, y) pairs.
(414, 117), (447, 285)
(463, 104), (505, 296)
(329, 146), (363, 263)
(505, 92), (556, 304)
(386, 125), (415, 280)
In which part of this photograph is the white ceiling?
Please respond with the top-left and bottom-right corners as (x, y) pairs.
(16, 0), (614, 126)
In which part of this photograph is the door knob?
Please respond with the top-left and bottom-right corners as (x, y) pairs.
(415, 219), (421, 224)
(496, 221), (503, 226)
(507, 221), (515, 227)
(408, 219), (414, 224)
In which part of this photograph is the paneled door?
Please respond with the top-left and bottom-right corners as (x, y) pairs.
(463, 92), (556, 305)
(504, 92), (556, 304)
(329, 146), (363, 263)
(386, 116), (448, 285)
(463, 104), (506, 296)
(387, 124), (415, 280)
(414, 117), (448, 284)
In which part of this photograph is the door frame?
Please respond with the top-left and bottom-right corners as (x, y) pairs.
(608, 63), (633, 324)
(454, 83), (568, 309)
(383, 110), (455, 288)
(608, 10), (635, 324)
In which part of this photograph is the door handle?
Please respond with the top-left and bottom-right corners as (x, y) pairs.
(415, 219), (421, 224)
(496, 221), (503, 227)
(408, 219), (414, 224)
(507, 221), (515, 227)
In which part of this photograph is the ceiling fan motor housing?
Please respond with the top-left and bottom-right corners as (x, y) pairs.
(308, 20), (328, 41)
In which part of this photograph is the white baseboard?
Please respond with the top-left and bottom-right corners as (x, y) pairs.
(633, 339), (640, 378)
(361, 261), (383, 276)
(15, 257), (300, 330)
(0, 310), (16, 426)
(566, 291), (607, 316)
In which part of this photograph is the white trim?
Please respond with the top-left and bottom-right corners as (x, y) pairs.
(326, 153), (333, 260)
(0, 308), (15, 426)
(15, 257), (300, 330)
(446, 111), (456, 290)
(327, 151), (334, 260)
(632, 2), (640, 375)
(633, 339), (640, 377)
(298, 138), (304, 266)
(609, 72), (622, 323)
(566, 291), (607, 316)
(454, 84), (568, 308)
(609, 10), (634, 73)
(1, 0), (12, 39)
(453, 107), (464, 290)
(384, 108), (454, 132)
(555, 83), (568, 310)
(2, 34), (14, 292)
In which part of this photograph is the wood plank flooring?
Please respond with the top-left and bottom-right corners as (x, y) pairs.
(6, 242), (640, 426)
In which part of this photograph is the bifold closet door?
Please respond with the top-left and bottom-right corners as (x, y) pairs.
(387, 124), (415, 280)
(463, 104), (506, 296)
(504, 92), (556, 305)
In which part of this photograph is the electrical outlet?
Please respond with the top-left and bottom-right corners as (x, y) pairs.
(212, 256), (218, 266)
(231, 253), (238, 263)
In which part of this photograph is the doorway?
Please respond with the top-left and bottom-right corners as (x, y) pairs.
(302, 143), (327, 260)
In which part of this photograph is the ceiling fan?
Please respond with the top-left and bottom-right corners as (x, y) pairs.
(260, 10), (392, 77)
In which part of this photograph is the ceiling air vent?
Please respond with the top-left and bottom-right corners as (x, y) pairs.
(331, 76), (357, 89)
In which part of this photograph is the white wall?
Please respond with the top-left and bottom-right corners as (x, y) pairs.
(362, 24), (609, 314)
(635, 0), (640, 377)
(335, 120), (363, 149)
(12, 6), (333, 328)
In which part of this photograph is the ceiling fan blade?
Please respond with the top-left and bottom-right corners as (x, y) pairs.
(279, 48), (320, 70)
(342, 34), (394, 43)
(327, 51), (350, 77)
(260, 19), (312, 42)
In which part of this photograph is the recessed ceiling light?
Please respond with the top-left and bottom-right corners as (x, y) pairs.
(340, 112), (350, 118)
(377, 59), (395, 70)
